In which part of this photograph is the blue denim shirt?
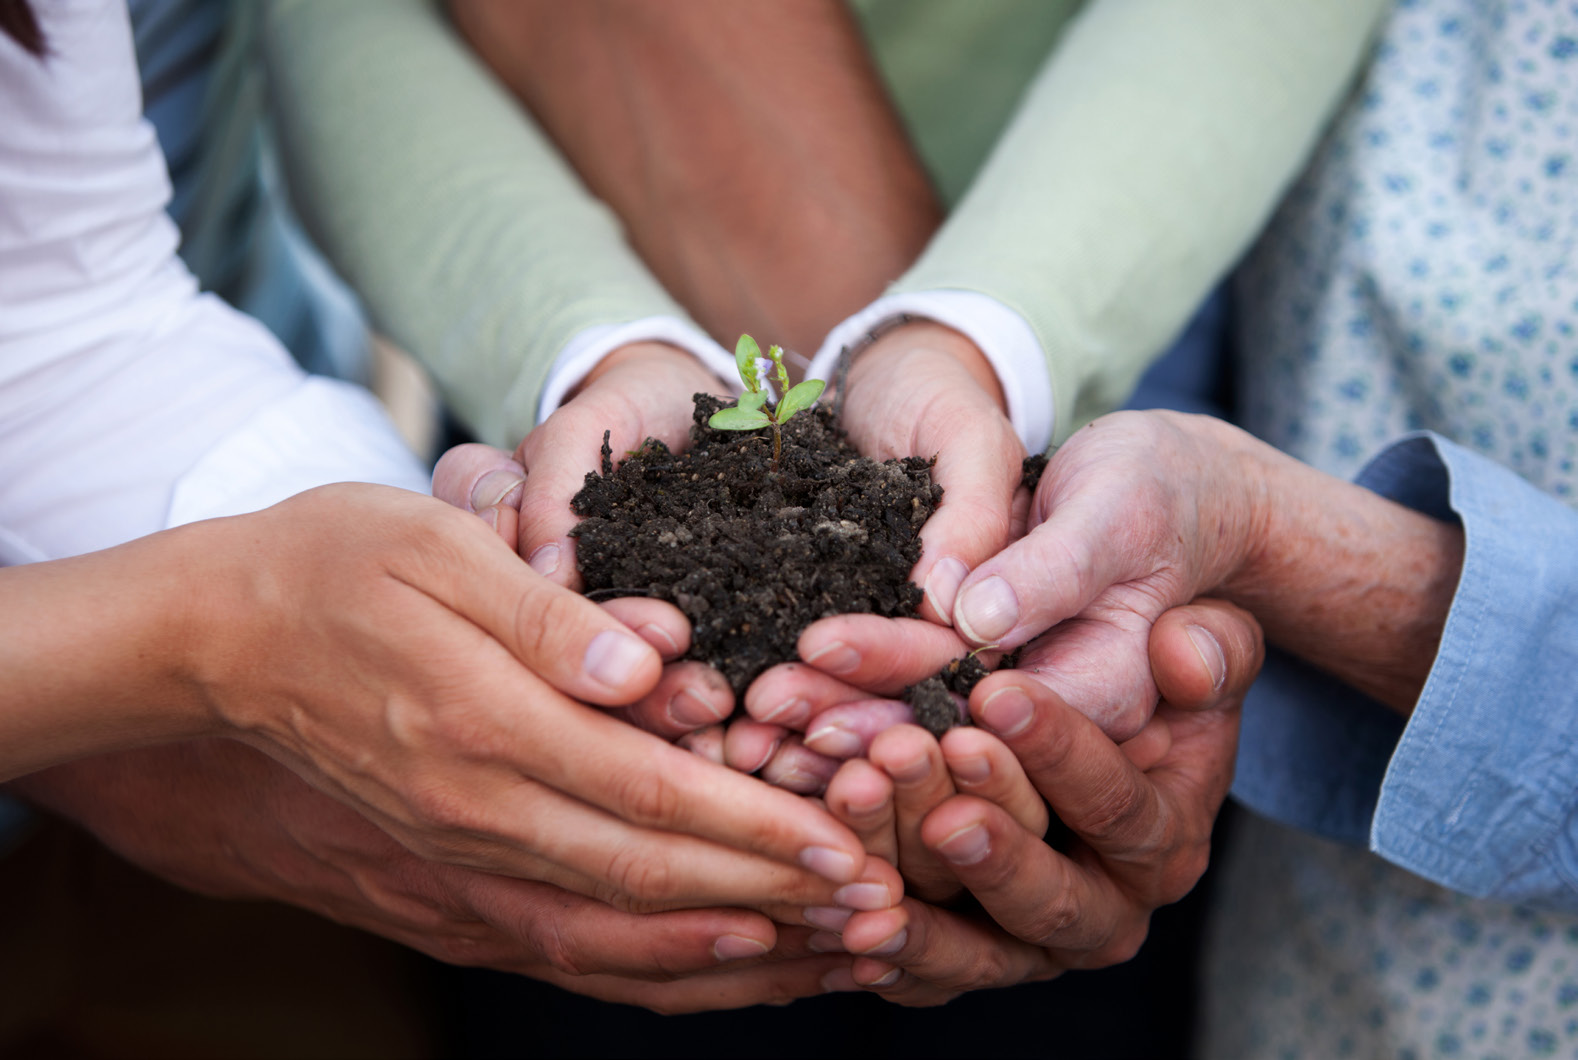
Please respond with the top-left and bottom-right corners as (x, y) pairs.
(1232, 433), (1578, 911)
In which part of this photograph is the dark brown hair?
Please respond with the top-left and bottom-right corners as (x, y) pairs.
(1, 0), (44, 57)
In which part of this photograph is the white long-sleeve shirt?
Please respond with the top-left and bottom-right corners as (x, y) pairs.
(0, 0), (425, 567)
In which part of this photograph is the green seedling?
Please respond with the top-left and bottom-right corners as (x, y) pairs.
(708, 334), (825, 470)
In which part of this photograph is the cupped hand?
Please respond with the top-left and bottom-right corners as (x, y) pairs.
(186, 483), (873, 913)
(836, 598), (1263, 1004)
(9, 741), (865, 1013)
(507, 340), (728, 588)
(948, 410), (1264, 738)
(834, 320), (1027, 625)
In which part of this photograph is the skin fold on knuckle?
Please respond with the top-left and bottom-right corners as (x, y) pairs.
(605, 763), (687, 832)
(1020, 884), (1089, 949)
(1072, 774), (1162, 852)
(600, 841), (683, 907)
(514, 588), (605, 680)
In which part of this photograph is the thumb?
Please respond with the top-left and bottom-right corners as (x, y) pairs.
(431, 443), (525, 548)
(1149, 598), (1264, 712)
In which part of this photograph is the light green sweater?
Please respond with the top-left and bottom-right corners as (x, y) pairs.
(262, 0), (1386, 450)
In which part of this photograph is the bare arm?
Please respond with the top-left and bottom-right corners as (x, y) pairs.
(448, 0), (941, 357)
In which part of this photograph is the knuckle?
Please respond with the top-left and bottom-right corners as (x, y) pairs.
(602, 842), (679, 904)
(1076, 781), (1154, 848)
(1026, 890), (1083, 946)
(960, 946), (1013, 991)
(607, 765), (685, 829)
(514, 589), (606, 677)
(406, 781), (488, 836)
(527, 918), (589, 978)
(1157, 839), (1212, 904)
(1088, 922), (1151, 968)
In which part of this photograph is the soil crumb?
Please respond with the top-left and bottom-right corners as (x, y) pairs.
(903, 652), (992, 737)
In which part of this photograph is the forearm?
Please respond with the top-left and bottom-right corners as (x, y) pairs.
(0, 528), (216, 780)
(1224, 432), (1464, 715)
(897, 0), (1387, 441)
(261, 0), (692, 447)
(449, 0), (941, 358)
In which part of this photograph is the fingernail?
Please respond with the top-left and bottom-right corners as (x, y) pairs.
(923, 557), (970, 623)
(740, 737), (782, 775)
(866, 967), (903, 988)
(712, 934), (769, 963)
(832, 882), (892, 911)
(583, 630), (651, 688)
(1187, 624), (1227, 692)
(862, 928), (908, 957)
(480, 507), (501, 533)
(843, 792), (888, 818)
(807, 932), (845, 953)
(821, 968), (861, 993)
(798, 845), (858, 883)
(805, 722), (863, 759)
(978, 687), (1033, 737)
(635, 623), (680, 658)
(528, 543), (560, 577)
(950, 753), (990, 784)
(470, 469), (524, 512)
(937, 823), (990, 865)
(885, 753), (929, 785)
(804, 906), (852, 931)
(760, 697), (810, 727)
(955, 575), (1020, 645)
(805, 640), (860, 676)
(668, 688), (724, 729)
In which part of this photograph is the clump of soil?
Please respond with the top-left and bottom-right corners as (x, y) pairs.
(904, 653), (994, 737)
(571, 393), (940, 698)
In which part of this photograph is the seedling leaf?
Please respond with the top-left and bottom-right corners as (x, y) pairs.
(735, 334), (762, 391)
(709, 406), (772, 431)
(775, 378), (825, 422)
(738, 389), (769, 412)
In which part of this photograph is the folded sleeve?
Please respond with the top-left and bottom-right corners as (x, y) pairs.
(260, 0), (697, 450)
(891, 0), (1388, 445)
(1233, 432), (1578, 912)
(1364, 436), (1578, 910)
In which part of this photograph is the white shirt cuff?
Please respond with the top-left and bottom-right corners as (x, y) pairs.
(537, 316), (737, 422)
(805, 291), (1055, 455)
(167, 377), (431, 526)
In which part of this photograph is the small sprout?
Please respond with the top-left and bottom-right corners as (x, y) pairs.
(708, 334), (826, 469)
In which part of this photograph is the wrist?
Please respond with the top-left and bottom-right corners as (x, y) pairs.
(0, 527), (218, 781)
(850, 320), (1007, 414)
(1217, 431), (1464, 713)
(575, 340), (728, 398)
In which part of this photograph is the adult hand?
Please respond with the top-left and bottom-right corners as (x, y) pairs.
(834, 320), (1028, 625)
(436, 433), (740, 739)
(9, 741), (860, 1012)
(834, 598), (1263, 1004)
(947, 408), (1465, 733)
(172, 485), (873, 909)
(437, 341), (729, 589)
(724, 610), (993, 791)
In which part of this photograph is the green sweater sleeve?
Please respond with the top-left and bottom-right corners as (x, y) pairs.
(890, 0), (1388, 443)
(260, 0), (690, 449)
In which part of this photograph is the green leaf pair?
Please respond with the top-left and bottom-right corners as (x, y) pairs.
(708, 334), (827, 469)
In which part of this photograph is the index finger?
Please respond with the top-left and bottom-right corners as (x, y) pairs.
(796, 615), (983, 693)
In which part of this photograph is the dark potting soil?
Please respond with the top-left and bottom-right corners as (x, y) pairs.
(572, 393), (977, 731)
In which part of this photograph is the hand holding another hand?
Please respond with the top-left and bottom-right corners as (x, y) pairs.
(835, 598), (1262, 1005)
(9, 741), (863, 1014)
